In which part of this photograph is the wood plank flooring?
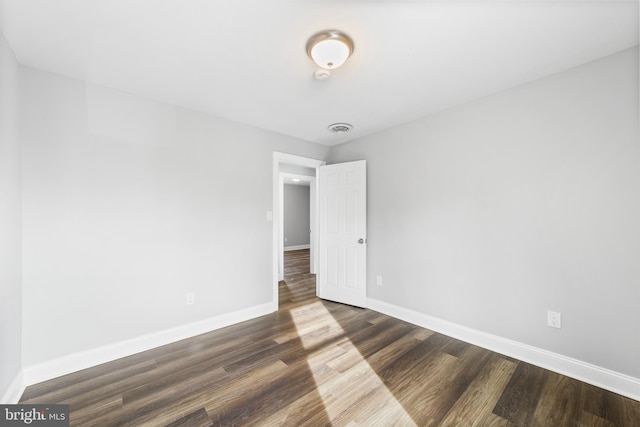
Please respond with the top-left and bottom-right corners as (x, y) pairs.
(20, 249), (640, 426)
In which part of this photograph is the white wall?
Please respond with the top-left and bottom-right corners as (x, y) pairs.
(20, 68), (329, 367)
(330, 47), (640, 378)
(0, 33), (22, 400)
(283, 184), (310, 247)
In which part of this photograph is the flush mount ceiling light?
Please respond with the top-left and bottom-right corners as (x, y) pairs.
(306, 30), (354, 70)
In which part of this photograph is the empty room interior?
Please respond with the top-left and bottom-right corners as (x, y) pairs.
(1, 1), (639, 425)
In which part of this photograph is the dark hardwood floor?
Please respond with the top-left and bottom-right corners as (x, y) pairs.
(20, 249), (640, 426)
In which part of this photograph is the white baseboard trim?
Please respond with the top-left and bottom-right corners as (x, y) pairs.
(1, 370), (25, 404)
(284, 244), (310, 251)
(23, 302), (274, 387)
(367, 298), (640, 402)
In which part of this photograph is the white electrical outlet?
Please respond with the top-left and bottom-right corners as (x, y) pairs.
(186, 292), (195, 306)
(547, 311), (561, 328)
(376, 275), (383, 286)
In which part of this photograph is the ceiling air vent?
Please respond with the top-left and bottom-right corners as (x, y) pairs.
(328, 123), (353, 134)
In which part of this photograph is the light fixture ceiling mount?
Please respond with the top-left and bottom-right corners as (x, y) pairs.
(306, 30), (354, 70)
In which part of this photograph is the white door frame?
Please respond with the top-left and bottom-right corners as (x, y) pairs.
(272, 152), (325, 311)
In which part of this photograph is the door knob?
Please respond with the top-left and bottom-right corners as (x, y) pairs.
(358, 238), (365, 244)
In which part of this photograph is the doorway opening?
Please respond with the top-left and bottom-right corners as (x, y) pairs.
(282, 172), (315, 267)
(272, 152), (325, 311)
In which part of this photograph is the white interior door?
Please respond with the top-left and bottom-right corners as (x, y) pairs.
(318, 160), (367, 307)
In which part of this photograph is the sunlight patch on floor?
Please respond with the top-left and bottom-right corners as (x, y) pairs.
(289, 301), (417, 426)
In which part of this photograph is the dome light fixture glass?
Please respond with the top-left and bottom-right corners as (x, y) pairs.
(306, 30), (354, 70)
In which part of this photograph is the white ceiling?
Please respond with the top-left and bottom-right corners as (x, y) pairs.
(1, 0), (638, 146)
